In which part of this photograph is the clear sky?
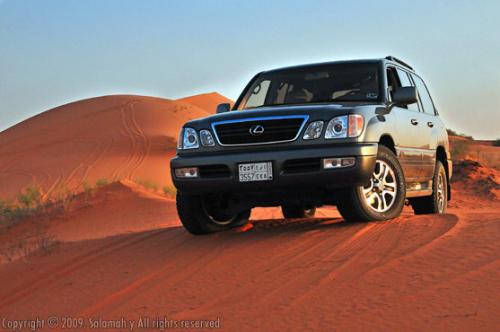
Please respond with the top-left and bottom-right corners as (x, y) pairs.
(1, 0), (499, 139)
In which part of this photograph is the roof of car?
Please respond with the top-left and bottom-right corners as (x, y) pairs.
(263, 57), (415, 74)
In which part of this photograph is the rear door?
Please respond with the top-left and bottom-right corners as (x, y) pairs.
(410, 74), (438, 180)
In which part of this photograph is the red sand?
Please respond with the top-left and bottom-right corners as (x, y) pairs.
(0, 93), (231, 201)
(0, 94), (499, 331)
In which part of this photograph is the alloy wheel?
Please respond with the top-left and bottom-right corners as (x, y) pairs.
(362, 160), (398, 213)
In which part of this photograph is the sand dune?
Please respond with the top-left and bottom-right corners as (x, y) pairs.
(0, 93), (499, 330)
(0, 197), (498, 330)
(0, 180), (179, 262)
(177, 92), (233, 113)
(0, 94), (218, 201)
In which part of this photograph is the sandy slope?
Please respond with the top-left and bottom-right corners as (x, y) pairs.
(177, 92), (234, 113)
(0, 94), (499, 330)
(0, 94), (233, 201)
(0, 163), (498, 330)
(0, 192), (498, 331)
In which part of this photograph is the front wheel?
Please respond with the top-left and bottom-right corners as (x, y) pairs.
(337, 145), (406, 222)
(176, 193), (251, 235)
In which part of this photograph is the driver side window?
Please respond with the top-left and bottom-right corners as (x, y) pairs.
(245, 80), (270, 108)
(386, 67), (400, 101)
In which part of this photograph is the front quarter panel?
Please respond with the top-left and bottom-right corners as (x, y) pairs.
(355, 106), (397, 145)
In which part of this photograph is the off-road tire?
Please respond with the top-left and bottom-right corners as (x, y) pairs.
(410, 161), (448, 214)
(337, 145), (406, 222)
(176, 193), (251, 235)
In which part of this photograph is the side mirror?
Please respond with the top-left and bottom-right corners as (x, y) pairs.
(393, 87), (418, 106)
(216, 103), (231, 114)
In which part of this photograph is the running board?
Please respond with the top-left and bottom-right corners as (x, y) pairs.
(406, 189), (433, 198)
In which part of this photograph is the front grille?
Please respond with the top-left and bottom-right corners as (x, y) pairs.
(282, 158), (321, 174)
(212, 116), (307, 146)
(198, 164), (231, 178)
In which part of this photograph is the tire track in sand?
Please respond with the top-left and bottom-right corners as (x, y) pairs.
(110, 100), (150, 182)
(160, 221), (378, 318)
(74, 233), (241, 318)
(0, 229), (165, 309)
(283, 214), (459, 309)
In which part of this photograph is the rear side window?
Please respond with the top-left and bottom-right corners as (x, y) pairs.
(411, 74), (436, 115)
(396, 68), (420, 112)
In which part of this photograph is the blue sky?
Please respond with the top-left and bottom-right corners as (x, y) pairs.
(1, 0), (499, 139)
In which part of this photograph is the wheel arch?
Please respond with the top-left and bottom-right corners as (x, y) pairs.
(378, 134), (396, 154)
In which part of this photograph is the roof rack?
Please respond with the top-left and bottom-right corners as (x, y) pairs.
(385, 56), (414, 70)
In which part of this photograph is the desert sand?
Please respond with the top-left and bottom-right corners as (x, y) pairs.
(0, 94), (499, 331)
(0, 92), (230, 201)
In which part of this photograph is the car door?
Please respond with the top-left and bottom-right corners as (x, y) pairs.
(410, 73), (438, 181)
(388, 66), (424, 183)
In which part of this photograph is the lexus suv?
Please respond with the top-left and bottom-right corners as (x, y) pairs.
(171, 56), (452, 235)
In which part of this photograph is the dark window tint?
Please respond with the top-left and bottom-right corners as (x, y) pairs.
(412, 74), (436, 115)
(396, 68), (420, 112)
(237, 63), (380, 109)
(386, 67), (400, 101)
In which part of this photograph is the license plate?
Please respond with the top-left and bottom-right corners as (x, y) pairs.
(238, 162), (273, 182)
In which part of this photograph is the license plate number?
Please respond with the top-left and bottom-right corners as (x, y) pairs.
(238, 162), (273, 182)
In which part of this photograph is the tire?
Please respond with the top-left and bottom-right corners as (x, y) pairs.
(176, 193), (251, 235)
(337, 145), (406, 222)
(281, 205), (316, 219)
(410, 161), (448, 214)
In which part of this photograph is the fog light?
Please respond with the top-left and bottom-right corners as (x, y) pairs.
(341, 157), (355, 167)
(175, 167), (199, 178)
(323, 157), (355, 169)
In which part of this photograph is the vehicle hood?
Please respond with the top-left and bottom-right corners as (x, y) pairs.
(184, 103), (381, 129)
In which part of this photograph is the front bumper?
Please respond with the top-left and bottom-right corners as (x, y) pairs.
(171, 143), (377, 195)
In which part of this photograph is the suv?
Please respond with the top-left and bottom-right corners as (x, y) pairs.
(171, 56), (452, 235)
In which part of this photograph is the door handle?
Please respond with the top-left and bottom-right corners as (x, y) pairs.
(427, 121), (434, 128)
(410, 118), (419, 126)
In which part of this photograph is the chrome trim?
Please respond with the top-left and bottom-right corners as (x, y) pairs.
(211, 115), (309, 146)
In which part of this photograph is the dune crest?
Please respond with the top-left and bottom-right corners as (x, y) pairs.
(177, 92), (234, 112)
(0, 94), (218, 201)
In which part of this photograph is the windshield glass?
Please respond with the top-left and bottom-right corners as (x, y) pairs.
(237, 63), (380, 109)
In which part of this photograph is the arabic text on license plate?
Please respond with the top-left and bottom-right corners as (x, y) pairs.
(238, 162), (273, 182)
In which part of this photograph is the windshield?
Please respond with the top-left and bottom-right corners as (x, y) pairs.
(237, 63), (380, 110)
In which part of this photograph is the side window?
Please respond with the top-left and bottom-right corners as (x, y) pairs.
(396, 68), (420, 112)
(386, 67), (400, 101)
(245, 80), (270, 108)
(411, 74), (436, 115)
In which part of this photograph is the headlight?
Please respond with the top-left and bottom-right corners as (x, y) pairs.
(325, 116), (348, 138)
(324, 115), (364, 139)
(303, 121), (324, 140)
(199, 129), (215, 146)
(182, 127), (199, 149)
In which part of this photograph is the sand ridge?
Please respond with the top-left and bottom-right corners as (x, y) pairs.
(0, 94), (232, 201)
(0, 93), (499, 331)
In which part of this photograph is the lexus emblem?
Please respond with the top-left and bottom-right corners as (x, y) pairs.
(249, 124), (265, 136)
